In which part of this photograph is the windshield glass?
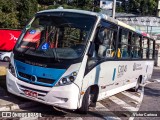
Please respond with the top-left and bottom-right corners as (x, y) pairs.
(15, 12), (96, 59)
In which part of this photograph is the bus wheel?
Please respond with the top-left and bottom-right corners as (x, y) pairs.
(3, 57), (10, 62)
(133, 77), (141, 92)
(78, 88), (91, 114)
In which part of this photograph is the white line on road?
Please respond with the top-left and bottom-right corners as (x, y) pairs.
(146, 81), (152, 84)
(95, 102), (110, 111)
(95, 102), (121, 120)
(65, 117), (83, 120)
(121, 91), (141, 103)
(109, 96), (138, 111)
(140, 80), (152, 87)
(152, 79), (160, 82)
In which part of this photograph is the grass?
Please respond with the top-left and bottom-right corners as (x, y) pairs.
(0, 67), (7, 90)
(0, 67), (6, 76)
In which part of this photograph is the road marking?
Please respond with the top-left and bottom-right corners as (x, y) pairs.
(146, 81), (151, 84)
(121, 91), (141, 103)
(129, 85), (144, 120)
(95, 102), (121, 120)
(95, 102), (110, 111)
(109, 96), (138, 111)
(152, 79), (160, 82)
(65, 117), (83, 120)
(140, 80), (152, 87)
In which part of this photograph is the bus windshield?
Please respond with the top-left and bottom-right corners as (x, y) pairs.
(15, 12), (96, 60)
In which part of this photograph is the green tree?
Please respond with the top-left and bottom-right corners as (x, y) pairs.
(39, 0), (100, 12)
(123, 0), (158, 15)
(0, 0), (19, 28)
(37, 0), (56, 5)
(18, 0), (38, 27)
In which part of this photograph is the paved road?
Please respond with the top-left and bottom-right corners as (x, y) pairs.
(134, 82), (160, 120)
(134, 68), (160, 120)
(0, 61), (8, 68)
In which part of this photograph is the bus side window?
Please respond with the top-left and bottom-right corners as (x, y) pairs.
(131, 34), (141, 59)
(118, 29), (130, 59)
(142, 37), (148, 59)
(97, 28), (116, 58)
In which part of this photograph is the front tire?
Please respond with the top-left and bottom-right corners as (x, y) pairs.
(78, 88), (91, 114)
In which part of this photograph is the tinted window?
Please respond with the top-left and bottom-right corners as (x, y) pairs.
(131, 34), (141, 58)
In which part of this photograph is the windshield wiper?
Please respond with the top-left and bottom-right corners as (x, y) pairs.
(52, 28), (60, 62)
(54, 48), (60, 62)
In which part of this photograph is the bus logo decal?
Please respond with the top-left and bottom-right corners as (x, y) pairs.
(117, 65), (127, 78)
(30, 75), (37, 82)
(133, 63), (142, 71)
(112, 68), (116, 81)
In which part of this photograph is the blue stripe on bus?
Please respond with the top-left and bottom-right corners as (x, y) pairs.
(15, 60), (66, 87)
(112, 68), (116, 81)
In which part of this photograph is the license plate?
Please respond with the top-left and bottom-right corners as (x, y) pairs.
(24, 90), (38, 98)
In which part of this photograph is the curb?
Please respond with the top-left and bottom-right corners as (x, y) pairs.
(0, 102), (40, 111)
(0, 67), (6, 76)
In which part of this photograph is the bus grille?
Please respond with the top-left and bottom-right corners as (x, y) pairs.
(18, 72), (55, 85)
(19, 72), (31, 80)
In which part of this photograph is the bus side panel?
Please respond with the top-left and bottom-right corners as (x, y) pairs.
(81, 60), (154, 102)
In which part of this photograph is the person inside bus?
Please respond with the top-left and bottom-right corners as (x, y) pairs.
(120, 34), (129, 58)
(97, 28), (115, 58)
(131, 35), (141, 58)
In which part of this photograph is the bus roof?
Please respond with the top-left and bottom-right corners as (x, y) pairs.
(37, 8), (118, 24)
(38, 8), (153, 40)
(37, 8), (99, 17)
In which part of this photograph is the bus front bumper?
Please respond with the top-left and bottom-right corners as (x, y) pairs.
(6, 69), (80, 110)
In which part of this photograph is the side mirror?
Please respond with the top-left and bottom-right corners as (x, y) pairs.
(87, 42), (95, 57)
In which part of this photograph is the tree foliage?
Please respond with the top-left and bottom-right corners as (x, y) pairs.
(0, 0), (158, 29)
(0, 0), (19, 28)
(121, 0), (158, 15)
(18, 0), (38, 27)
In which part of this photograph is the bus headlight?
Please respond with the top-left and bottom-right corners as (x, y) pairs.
(56, 71), (77, 86)
(8, 63), (16, 77)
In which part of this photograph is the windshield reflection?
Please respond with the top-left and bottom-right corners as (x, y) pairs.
(15, 12), (96, 60)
